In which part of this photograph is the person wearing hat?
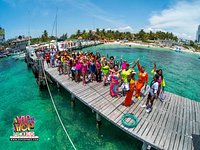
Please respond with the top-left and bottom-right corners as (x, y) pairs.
(123, 70), (136, 106)
(142, 74), (159, 113)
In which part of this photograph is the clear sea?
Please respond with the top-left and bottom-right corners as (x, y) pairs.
(0, 44), (199, 150)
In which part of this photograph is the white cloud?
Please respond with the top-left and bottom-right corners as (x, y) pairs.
(116, 26), (134, 32)
(145, 27), (167, 33)
(148, 0), (200, 40)
(106, 26), (134, 32)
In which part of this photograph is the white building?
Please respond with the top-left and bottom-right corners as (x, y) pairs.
(9, 36), (30, 52)
(0, 27), (5, 44)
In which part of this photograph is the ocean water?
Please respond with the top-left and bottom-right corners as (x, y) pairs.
(83, 44), (200, 102)
(0, 57), (142, 150)
(0, 44), (200, 150)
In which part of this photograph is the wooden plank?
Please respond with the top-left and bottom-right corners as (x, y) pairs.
(183, 105), (189, 150)
(168, 131), (177, 150)
(42, 65), (200, 150)
(155, 95), (173, 146)
(145, 102), (163, 142)
(177, 135), (185, 150)
(151, 116), (162, 143)
(177, 103), (184, 134)
(95, 97), (117, 112)
(163, 115), (176, 150)
(136, 121), (149, 136)
(101, 98), (123, 116)
(159, 94), (176, 148)
(91, 93), (113, 111)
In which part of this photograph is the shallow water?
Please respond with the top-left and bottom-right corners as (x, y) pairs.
(83, 44), (200, 102)
(0, 57), (142, 150)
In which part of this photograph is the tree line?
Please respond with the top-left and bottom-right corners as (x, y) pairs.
(2, 29), (200, 52)
(69, 29), (179, 42)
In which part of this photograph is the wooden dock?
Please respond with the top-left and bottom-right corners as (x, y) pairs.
(44, 65), (200, 150)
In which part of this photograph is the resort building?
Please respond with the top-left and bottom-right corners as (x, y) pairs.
(0, 27), (5, 44)
(196, 25), (200, 43)
(8, 36), (30, 53)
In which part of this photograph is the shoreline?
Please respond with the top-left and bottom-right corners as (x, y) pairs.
(103, 41), (200, 55)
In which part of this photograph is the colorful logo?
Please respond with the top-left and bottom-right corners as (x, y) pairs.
(10, 115), (39, 141)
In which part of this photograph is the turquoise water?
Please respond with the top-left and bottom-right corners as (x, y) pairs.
(83, 44), (200, 102)
(0, 57), (142, 149)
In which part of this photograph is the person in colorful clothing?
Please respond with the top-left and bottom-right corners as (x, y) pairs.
(121, 59), (138, 96)
(81, 58), (88, 86)
(121, 64), (131, 96)
(89, 58), (96, 82)
(75, 59), (81, 82)
(95, 59), (102, 82)
(102, 60), (110, 86)
(123, 70), (136, 106)
(142, 74), (159, 113)
(109, 65), (121, 97)
(135, 59), (148, 101)
(45, 52), (50, 68)
(151, 63), (166, 98)
(67, 57), (73, 80)
(50, 52), (55, 67)
(57, 52), (63, 75)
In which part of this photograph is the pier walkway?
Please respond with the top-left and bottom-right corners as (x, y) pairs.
(44, 65), (200, 150)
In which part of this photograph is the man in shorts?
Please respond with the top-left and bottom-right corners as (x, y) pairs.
(142, 74), (159, 113)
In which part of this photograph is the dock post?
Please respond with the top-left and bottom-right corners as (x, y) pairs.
(96, 113), (101, 129)
(56, 82), (60, 91)
(71, 94), (75, 107)
(141, 142), (151, 150)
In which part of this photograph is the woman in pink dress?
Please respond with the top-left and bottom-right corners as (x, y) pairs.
(110, 65), (121, 97)
(75, 59), (82, 82)
(81, 58), (88, 86)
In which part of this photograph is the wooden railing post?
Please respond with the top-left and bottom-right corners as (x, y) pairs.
(96, 113), (101, 129)
(71, 94), (75, 107)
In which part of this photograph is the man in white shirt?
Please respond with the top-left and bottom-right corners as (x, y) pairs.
(142, 74), (159, 113)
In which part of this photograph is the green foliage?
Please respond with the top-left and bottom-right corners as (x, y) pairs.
(0, 27), (5, 35)
(70, 29), (133, 40)
(69, 28), (178, 42)
(2, 41), (9, 47)
(60, 33), (68, 40)
(41, 30), (48, 42)
(190, 40), (195, 47)
(29, 30), (57, 44)
(134, 30), (178, 42)
(190, 41), (200, 51)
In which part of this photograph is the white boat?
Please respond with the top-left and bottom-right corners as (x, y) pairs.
(0, 54), (7, 58)
(12, 52), (25, 60)
(175, 47), (181, 52)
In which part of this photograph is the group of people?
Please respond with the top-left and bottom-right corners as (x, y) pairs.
(43, 49), (165, 113)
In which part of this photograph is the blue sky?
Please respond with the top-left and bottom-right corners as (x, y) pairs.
(0, 0), (200, 40)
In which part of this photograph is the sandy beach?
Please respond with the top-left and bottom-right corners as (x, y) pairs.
(104, 41), (200, 55)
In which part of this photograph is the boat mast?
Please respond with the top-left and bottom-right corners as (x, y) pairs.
(56, 8), (58, 51)
(28, 10), (31, 48)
